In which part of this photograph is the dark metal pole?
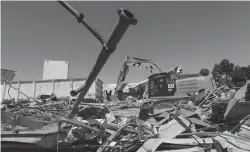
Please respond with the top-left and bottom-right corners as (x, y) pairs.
(68, 9), (137, 119)
(58, 0), (107, 47)
(57, 0), (137, 119)
(70, 8), (137, 97)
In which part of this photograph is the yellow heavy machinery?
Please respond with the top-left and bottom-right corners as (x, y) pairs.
(111, 56), (216, 119)
(113, 56), (184, 101)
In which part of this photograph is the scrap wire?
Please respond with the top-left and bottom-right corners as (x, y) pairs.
(15, 71), (29, 81)
(231, 113), (250, 133)
(2, 76), (34, 100)
(8, 85), (14, 102)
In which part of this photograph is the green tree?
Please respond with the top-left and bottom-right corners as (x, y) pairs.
(212, 59), (235, 87)
(219, 59), (234, 76)
(231, 65), (250, 87)
(231, 71), (246, 87)
(199, 68), (210, 76)
(212, 63), (223, 85)
(245, 65), (250, 80)
(234, 65), (240, 72)
(212, 63), (222, 77)
(219, 59), (234, 85)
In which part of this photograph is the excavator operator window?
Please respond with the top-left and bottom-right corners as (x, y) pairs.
(149, 77), (169, 97)
(150, 80), (156, 90)
(158, 78), (168, 96)
(149, 79), (157, 96)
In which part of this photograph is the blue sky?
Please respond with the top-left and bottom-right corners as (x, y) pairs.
(2, 1), (250, 84)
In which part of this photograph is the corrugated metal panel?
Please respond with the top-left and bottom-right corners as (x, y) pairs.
(176, 76), (214, 94)
(178, 73), (200, 79)
(178, 82), (199, 87)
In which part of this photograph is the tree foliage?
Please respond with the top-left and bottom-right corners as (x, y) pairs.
(247, 65), (250, 80)
(212, 63), (223, 85)
(219, 59), (234, 75)
(211, 58), (250, 87)
(231, 69), (246, 87)
(199, 68), (210, 76)
(241, 65), (250, 80)
(212, 64), (221, 77)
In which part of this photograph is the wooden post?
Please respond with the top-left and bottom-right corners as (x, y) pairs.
(33, 81), (37, 99)
(1, 82), (7, 102)
(70, 79), (73, 90)
(52, 80), (55, 94)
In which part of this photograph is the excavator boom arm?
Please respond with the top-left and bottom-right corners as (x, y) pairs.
(115, 56), (163, 93)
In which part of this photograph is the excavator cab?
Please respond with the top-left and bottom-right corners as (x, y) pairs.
(148, 72), (177, 98)
(139, 72), (178, 120)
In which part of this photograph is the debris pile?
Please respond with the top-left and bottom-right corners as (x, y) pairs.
(1, 81), (250, 152)
(1, 1), (250, 152)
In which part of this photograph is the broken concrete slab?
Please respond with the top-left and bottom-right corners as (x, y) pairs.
(158, 116), (190, 139)
(136, 138), (213, 152)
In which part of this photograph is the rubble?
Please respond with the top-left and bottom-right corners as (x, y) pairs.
(1, 1), (250, 152)
(2, 81), (250, 152)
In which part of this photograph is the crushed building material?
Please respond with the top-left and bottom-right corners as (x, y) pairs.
(1, 1), (250, 152)
(2, 74), (250, 152)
